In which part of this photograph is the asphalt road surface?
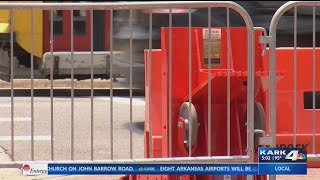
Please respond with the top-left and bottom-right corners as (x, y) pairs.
(0, 96), (145, 162)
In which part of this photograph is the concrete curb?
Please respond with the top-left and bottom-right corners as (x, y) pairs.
(0, 79), (137, 90)
(0, 146), (23, 180)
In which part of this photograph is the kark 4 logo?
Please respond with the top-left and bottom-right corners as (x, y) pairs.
(285, 150), (307, 161)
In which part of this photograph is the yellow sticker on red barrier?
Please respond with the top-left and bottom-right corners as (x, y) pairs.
(203, 28), (221, 67)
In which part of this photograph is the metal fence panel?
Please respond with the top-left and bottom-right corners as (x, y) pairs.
(0, 2), (257, 179)
(268, 1), (320, 179)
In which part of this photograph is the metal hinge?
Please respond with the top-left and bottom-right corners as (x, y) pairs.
(259, 136), (272, 146)
(259, 36), (272, 44)
(254, 27), (269, 56)
(254, 129), (272, 146)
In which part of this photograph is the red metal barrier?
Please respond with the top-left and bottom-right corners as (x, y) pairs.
(121, 27), (274, 180)
(263, 48), (320, 168)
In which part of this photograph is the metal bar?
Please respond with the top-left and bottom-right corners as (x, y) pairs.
(148, 9), (153, 159)
(268, 4), (281, 180)
(269, 22), (277, 151)
(10, 8), (14, 161)
(247, 31), (255, 155)
(227, 7), (231, 156)
(90, 9), (94, 161)
(0, 156), (252, 165)
(0, 1), (264, 10)
(129, 9), (133, 159)
(169, 8), (172, 158)
(207, 7), (212, 157)
(50, 10), (54, 161)
(30, 8), (34, 161)
(188, 7), (192, 157)
(307, 154), (320, 161)
(246, 15), (255, 180)
(254, 27), (267, 56)
(110, 9), (114, 160)
(312, 6), (316, 154)
(293, 7), (297, 147)
(70, 9), (75, 160)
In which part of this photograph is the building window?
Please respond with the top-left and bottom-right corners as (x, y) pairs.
(46, 1), (63, 36)
(49, 10), (63, 36)
(48, 1), (87, 36)
(73, 10), (87, 35)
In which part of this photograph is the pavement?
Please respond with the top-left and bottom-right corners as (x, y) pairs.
(0, 96), (145, 160)
(0, 96), (319, 180)
(0, 96), (145, 180)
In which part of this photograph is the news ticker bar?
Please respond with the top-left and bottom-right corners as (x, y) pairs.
(22, 163), (307, 175)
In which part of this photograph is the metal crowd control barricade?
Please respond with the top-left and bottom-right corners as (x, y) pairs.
(266, 2), (320, 179)
(0, 1), (269, 180)
(141, 26), (274, 180)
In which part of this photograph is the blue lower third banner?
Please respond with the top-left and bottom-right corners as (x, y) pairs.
(259, 163), (307, 175)
(47, 164), (258, 175)
(21, 163), (307, 175)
